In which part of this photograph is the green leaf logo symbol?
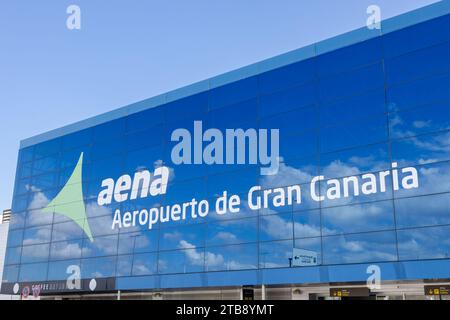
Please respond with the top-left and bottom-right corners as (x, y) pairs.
(42, 153), (93, 242)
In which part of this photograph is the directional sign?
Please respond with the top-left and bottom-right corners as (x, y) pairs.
(424, 286), (450, 296)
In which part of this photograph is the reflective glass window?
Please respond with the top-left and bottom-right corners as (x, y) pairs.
(260, 105), (318, 137)
(294, 237), (322, 265)
(2, 265), (19, 283)
(62, 128), (92, 150)
(318, 63), (384, 103)
(93, 118), (125, 143)
(132, 253), (158, 276)
(393, 161), (450, 198)
(385, 41), (450, 85)
(34, 138), (61, 160)
(321, 201), (395, 235)
(126, 105), (164, 134)
(259, 59), (315, 94)
(19, 263), (48, 282)
(398, 225), (450, 260)
(23, 225), (52, 245)
(320, 143), (390, 178)
(322, 231), (397, 264)
(209, 77), (258, 110)
(259, 83), (316, 118)
(81, 235), (118, 258)
(260, 213), (293, 241)
(158, 249), (205, 274)
(259, 240), (294, 269)
(293, 210), (321, 239)
(382, 14), (450, 58)
(159, 224), (206, 251)
(118, 231), (159, 255)
(387, 72), (450, 111)
(47, 259), (81, 280)
(320, 115), (388, 153)
(206, 217), (257, 246)
(4, 247), (21, 265)
(389, 102), (450, 139)
(320, 89), (385, 126)
(81, 256), (117, 278)
(205, 243), (257, 272)
(6, 229), (24, 248)
(50, 239), (83, 261)
(316, 37), (382, 78)
(395, 193), (450, 228)
(21, 244), (50, 263)
(392, 131), (450, 167)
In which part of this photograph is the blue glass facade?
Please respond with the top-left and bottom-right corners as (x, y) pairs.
(3, 3), (450, 293)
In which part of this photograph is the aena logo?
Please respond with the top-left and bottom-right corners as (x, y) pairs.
(42, 153), (94, 242)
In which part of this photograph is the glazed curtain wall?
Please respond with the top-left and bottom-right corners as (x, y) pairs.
(3, 13), (450, 287)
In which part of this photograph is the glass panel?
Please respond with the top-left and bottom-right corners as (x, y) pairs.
(259, 58), (315, 94)
(93, 118), (125, 142)
(132, 253), (158, 276)
(385, 41), (450, 85)
(260, 213), (293, 241)
(47, 259), (81, 281)
(159, 224), (206, 251)
(205, 243), (257, 272)
(294, 237), (322, 265)
(209, 77), (258, 110)
(320, 88), (385, 126)
(391, 131), (450, 167)
(116, 255), (133, 277)
(260, 105), (318, 137)
(320, 116), (388, 153)
(158, 249), (205, 274)
(118, 231), (158, 255)
(318, 63), (384, 103)
(50, 239), (84, 261)
(34, 138), (61, 159)
(395, 193), (450, 228)
(322, 231), (397, 264)
(259, 83), (316, 118)
(320, 143), (390, 178)
(389, 102), (450, 139)
(51, 219), (85, 242)
(81, 256), (117, 278)
(23, 225), (52, 245)
(397, 225), (450, 260)
(19, 263), (48, 282)
(21, 243), (50, 263)
(259, 240), (294, 269)
(62, 128), (92, 150)
(8, 211), (26, 230)
(387, 72), (450, 111)
(382, 14), (450, 58)
(2, 265), (19, 283)
(316, 37), (382, 78)
(81, 235), (118, 258)
(293, 210), (321, 239)
(259, 156), (319, 188)
(126, 105), (164, 134)
(6, 229), (24, 247)
(206, 217), (257, 246)
(321, 201), (395, 235)
(394, 161), (450, 198)
(4, 247), (22, 265)
(32, 155), (60, 176)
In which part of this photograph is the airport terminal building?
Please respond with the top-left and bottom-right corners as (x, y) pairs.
(2, 2), (450, 300)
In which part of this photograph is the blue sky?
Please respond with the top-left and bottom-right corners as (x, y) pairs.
(0, 0), (440, 211)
